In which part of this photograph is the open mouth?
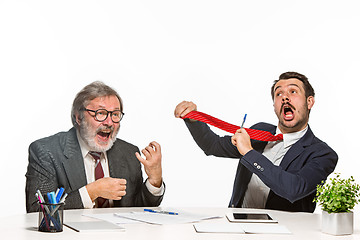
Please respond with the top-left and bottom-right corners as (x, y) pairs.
(282, 104), (295, 121)
(97, 129), (112, 142)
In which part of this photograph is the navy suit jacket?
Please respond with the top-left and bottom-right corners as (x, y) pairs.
(25, 127), (164, 213)
(185, 120), (338, 212)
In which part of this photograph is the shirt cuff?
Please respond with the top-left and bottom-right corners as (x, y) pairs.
(79, 186), (95, 209)
(145, 179), (165, 196)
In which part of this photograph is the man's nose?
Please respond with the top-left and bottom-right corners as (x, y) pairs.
(102, 114), (114, 125)
(281, 94), (290, 102)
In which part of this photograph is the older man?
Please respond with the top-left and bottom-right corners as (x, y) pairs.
(26, 81), (164, 212)
(174, 71), (337, 212)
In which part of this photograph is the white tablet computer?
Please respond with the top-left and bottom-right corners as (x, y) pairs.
(226, 212), (278, 223)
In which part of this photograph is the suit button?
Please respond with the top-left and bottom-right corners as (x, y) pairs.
(260, 167), (264, 171)
(257, 165), (261, 169)
(254, 163), (258, 166)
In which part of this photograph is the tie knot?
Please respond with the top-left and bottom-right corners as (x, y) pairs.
(276, 134), (284, 141)
(89, 151), (102, 161)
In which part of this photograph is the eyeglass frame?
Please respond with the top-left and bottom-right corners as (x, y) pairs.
(83, 108), (125, 123)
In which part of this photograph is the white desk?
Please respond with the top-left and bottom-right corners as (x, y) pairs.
(1, 207), (359, 240)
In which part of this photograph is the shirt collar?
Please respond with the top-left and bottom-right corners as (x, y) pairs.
(276, 125), (308, 149)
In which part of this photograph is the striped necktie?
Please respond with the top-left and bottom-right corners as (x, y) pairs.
(182, 111), (283, 142)
(88, 151), (109, 208)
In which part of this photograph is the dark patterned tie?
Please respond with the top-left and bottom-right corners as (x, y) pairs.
(182, 111), (283, 141)
(88, 151), (109, 208)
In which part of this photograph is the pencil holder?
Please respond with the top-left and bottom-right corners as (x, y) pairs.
(38, 202), (64, 232)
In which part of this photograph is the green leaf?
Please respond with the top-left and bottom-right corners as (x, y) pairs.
(314, 173), (360, 213)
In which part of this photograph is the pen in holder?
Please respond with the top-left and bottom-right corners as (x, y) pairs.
(38, 201), (64, 232)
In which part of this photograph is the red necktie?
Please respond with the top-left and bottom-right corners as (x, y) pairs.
(89, 151), (109, 208)
(182, 111), (283, 142)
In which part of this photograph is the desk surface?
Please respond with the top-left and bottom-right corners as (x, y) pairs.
(0, 207), (359, 240)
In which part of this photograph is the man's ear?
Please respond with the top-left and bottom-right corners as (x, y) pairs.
(307, 96), (315, 110)
(75, 113), (82, 126)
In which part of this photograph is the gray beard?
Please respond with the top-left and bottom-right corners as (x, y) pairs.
(79, 120), (119, 152)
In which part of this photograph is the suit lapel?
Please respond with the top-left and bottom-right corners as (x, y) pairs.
(266, 126), (314, 206)
(279, 126), (314, 170)
(107, 140), (127, 178)
(62, 128), (88, 191)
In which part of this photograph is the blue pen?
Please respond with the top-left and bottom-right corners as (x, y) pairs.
(144, 208), (156, 213)
(47, 192), (54, 213)
(49, 192), (57, 214)
(49, 192), (61, 230)
(47, 192), (57, 212)
(51, 192), (57, 203)
(240, 113), (247, 129)
(144, 208), (178, 215)
(50, 193), (68, 216)
(56, 187), (64, 203)
(47, 192), (53, 204)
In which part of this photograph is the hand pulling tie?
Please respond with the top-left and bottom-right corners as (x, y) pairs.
(181, 111), (283, 142)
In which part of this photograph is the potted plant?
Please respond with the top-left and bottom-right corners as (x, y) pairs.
(314, 173), (360, 235)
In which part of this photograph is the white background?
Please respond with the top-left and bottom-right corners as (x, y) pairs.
(0, 0), (359, 217)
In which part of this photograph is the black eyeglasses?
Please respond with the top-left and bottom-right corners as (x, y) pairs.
(84, 108), (124, 123)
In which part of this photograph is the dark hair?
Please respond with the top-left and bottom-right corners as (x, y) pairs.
(71, 81), (123, 127)
(271, 71), (315, 100)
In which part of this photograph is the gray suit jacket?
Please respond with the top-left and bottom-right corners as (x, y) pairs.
(25, 127), (164, 213)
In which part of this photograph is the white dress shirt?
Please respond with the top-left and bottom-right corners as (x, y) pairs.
(76, 131), (164, 208)
(242, 125), (308, 209)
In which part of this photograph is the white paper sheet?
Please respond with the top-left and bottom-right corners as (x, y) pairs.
(65, 221), (125, 232)
(193, 222), (292, 234)
(240, 223), (292, 234)
(194, 223), (245, 233)
(114, 209), (221, 225)
(83, 213), (139, 224)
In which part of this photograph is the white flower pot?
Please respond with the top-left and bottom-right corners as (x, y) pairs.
(321, 211), (353, 235)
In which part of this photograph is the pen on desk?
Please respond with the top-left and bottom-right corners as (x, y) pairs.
(240, 113), (247, 129)
(144, 208), (157, 213)
(162, 211), (178, 215)
(144, 208), (178, 215)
